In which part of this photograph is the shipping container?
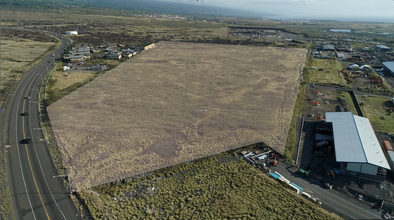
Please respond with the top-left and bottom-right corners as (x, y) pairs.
(290, 183), (303, 193)
(383, 140), (393, 151)
(257, 155), (267, 160)
(269, 173), (280, 179)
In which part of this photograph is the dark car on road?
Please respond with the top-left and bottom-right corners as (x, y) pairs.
(25, 137), (31, 144)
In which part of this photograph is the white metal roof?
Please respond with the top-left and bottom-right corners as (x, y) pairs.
(383, 62), (394, 73)
(349, 64), (359, 69)
(325, 112), (390, 169)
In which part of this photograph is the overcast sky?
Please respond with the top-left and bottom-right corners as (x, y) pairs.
(162, 0), (394, 22)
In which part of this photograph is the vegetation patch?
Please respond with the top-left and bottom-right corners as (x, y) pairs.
(0, 150), (14, 220)
(358, 95), (394, 134)
(337, 91), (358, 115)
(47, 42), (306, 190)
(306, 58), (347, 87)
(79, 153), (341, 220)
(0, 36), (57, 102)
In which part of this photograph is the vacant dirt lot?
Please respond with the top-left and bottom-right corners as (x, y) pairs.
(48, 41), (307, 190)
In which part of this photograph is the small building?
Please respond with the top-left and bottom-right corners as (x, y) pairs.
(321, 45), (335, 51)
(359, 65), (372, 71)
(121, 49), (137, 58)
(77, 48), (90, 53)
(375, 45), (391, 53)
(325, 112), (390, 181)
(336, 45), (352, 52)
(105, 53), (121, 60)
(65, 31), (78, 35)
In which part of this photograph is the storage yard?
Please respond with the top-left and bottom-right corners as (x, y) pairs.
(47, 41), (307, 190)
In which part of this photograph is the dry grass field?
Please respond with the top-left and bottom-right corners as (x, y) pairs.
(0, 37), (57, 95)
(358, 95), (394, 134)
(50, 70), (95, 91)
(48, 42), (307, 190)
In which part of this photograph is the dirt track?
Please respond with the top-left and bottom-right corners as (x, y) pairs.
(48, 42), (307, 190)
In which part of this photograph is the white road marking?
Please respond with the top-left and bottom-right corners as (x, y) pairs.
(29, 74), (68, 219)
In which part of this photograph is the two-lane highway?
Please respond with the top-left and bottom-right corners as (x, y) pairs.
(2, 30), (81, 219)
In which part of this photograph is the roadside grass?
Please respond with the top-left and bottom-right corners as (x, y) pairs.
(358, 95), (394, 134)
(307, 58), (347, 87)
(337, 91), (358, 115)
(0, 149), (15, 220)
(283, 83), (306, 162)
(79, 152), (341, 220)
(283, 45), (311, 162)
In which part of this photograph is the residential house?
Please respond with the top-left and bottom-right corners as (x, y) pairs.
(121, 49), (137, 58)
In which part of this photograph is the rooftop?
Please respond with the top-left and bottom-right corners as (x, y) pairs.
(330, 29), (351, 33)
(325, 112), (390, 170)
(376, 45), (391, 50)
(322, 45), (335, 50)
(382, 62), (394, 73)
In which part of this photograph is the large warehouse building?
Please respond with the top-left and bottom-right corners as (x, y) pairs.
(325, 112), (390, 179)
(382, 61), (394, 75)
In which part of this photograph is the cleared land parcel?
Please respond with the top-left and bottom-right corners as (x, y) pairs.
(48, 42), (307, 190)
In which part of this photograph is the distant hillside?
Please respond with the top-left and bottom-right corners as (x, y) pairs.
(0, 0), (274, 18)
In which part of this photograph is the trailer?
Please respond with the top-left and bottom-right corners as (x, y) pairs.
(268, 173), (280, 180)
(278, 176), (291, 185)
(383, 140), (393, 151)
(244, 157), (255, 164)
(301, 192), (312, 199)
(290, 183), (303, 193)
(288, 184), (301, 194)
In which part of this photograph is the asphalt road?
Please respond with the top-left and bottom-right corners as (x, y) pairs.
(2, 31), (81, 220)
(269, 161), (383, 220)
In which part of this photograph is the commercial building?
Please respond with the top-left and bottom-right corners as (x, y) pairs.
(325, 112), (390, 180)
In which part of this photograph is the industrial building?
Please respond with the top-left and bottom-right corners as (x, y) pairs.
(321, 45), (335, 51)
(375, 45), (391, 53)
(325, 112), (390, 180)
(382, 62), (394, 75)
